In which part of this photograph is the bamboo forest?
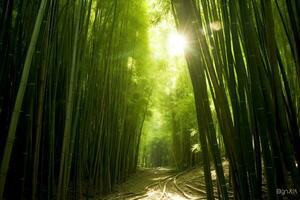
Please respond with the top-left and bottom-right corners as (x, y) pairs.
(0, 0), (300, 199)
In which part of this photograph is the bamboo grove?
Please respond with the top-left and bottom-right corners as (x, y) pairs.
(0, 0), (300, 200)
(0, 0), (151, 199)
(170, 0), (300, 199)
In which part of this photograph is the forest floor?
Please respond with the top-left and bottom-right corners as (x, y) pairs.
(101, 163), (233, 200)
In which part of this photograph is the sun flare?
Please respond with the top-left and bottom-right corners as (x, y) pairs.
(167, 32), (187, 56)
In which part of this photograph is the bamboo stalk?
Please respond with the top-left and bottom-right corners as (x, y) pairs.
(0, 0), (48, 198)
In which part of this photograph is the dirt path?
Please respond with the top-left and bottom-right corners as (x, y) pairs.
(101, 167), (212, 200)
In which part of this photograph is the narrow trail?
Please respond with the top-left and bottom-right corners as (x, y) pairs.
(101, 167), (227, 200)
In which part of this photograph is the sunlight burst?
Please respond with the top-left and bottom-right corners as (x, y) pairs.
(167, 32), (187, 56)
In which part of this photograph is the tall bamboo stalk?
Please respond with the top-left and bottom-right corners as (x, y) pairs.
(0, 0), (48, 198)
